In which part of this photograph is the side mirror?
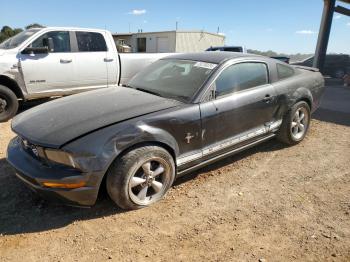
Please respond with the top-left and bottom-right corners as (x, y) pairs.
(22, 46), (49, 55)
(43, 37), (54, 52)
(210, 88), (217, 100)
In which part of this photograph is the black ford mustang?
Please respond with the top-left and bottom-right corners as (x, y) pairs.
(7, 52), (325, 209)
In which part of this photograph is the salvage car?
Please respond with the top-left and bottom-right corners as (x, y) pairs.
(7, 52), (325, 209)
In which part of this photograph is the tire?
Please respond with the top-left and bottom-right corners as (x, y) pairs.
(333, 69), (345, 79)
(106, 146), (175, 210)
(277, 101), (311, 145)
(0, 85), (19, 122)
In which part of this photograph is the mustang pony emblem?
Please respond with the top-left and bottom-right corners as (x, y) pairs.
(185, 133), (195, 144)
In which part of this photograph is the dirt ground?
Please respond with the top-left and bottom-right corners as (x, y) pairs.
(0, 86), (350, 261)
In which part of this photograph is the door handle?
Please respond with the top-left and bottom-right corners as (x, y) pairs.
(104, 58), (114, 62)
(263, 94), (273, 103)
(60, 59), (72, 63)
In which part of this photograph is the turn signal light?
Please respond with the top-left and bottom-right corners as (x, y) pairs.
(42, 181), (86, 189)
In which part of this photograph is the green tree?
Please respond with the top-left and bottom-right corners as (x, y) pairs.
(0, 26), (23, 43)
(25, 23), (44, 29)
(0, 23), (44, 44)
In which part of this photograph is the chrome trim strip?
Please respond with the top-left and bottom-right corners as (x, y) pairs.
(176, 151), (203, 166)
(177, 133), (276, 175)
(176, 120), (282, 167)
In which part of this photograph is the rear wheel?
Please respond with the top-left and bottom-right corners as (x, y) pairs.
(106, 146), (175, 210)
(277, 101), (310, 145)
(0, 85), (19, 122)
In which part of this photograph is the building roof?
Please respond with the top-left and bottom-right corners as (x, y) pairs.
(113, 30), (225, 38)
(161, 52), (261, 64)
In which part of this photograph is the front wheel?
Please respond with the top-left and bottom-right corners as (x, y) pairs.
(0, 85), (19, 122)
(106, 146), (175, 210)
(277, 101), (311, 145)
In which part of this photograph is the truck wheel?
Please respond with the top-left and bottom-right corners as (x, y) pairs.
(277, 101), (310, 146)
(106, 146), (175, 210)
(0, 85), (19, 122)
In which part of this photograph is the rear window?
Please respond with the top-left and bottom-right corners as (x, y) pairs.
(76, 31), (107, 52)
(277, 64), (295, 80)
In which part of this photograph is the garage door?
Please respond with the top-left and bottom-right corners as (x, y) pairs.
(156, 37), (169, 53)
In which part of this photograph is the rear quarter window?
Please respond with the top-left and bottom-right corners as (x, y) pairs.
(76, 31), (107, 52)
(277, 63), (295, 80)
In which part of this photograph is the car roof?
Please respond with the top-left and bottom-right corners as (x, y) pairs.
(162, 52), (262, 64)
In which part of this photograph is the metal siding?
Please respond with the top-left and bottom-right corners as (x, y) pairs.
(131, 32), (176, 52)
(175, 32), (225, 52)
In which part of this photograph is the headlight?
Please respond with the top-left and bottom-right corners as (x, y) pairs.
(44, 149), (77, 168)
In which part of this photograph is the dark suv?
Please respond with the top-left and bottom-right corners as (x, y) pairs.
(292, 54), (350, 78)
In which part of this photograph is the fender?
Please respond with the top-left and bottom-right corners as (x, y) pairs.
(0, 74), (26, 99)
(289, 86), (313, 110)
(63, 120), (179, 174)
(276, 86), (313, 119)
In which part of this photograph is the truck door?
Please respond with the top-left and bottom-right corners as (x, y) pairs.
(19, 31), (75, 93)
(199, 62), (279, 159)
(71, 31), (117, 90)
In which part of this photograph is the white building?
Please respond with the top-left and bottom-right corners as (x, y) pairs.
(112, 30), (225, 53)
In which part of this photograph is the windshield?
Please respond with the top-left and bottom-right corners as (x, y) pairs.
(128, 59), (217, 102)
(0, 28), (41, 49)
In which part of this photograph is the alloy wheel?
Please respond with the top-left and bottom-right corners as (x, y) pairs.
(128, 157), (171, 205)
(291, 107), (308, 140)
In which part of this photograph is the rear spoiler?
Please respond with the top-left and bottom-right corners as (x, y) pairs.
(292, 65), (320, 72)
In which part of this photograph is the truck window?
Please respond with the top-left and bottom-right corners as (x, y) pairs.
(277, 64), (295, 80)
(215, 62), (268, 97)
(31, 31), (70, 52)
(76, 32), (107, 52)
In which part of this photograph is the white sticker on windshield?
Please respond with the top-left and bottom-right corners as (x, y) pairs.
(193, 62), (217, 70)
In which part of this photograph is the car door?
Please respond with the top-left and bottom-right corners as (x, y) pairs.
(71, 31), (116, 90)
(199, 61), (279, 159)
(19, 30), (75, 93)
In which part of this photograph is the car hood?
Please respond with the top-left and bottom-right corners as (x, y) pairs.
(12, 87), (181, 148)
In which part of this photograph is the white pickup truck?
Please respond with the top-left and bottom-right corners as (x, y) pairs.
(0, 27), (170, 121)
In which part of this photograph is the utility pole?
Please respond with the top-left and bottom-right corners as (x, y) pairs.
(313, 0), (335, 70)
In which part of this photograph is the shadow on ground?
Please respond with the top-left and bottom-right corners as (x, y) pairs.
(0, 138), (285, 236)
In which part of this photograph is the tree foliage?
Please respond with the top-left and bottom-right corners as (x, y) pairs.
(25, 23), (44, 30)
(0, 23), (44, 44)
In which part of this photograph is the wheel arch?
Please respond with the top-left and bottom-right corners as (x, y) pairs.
(296, 97), (312, 110)
(116, 141), (176, 163)
(0, 75), (24, 99)
(291, 87), (313, 111)
(98, 140), (177, 199)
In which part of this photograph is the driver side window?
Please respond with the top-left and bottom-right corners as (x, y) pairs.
(31, 31), (71, 53)
(215, 62), (268, 97)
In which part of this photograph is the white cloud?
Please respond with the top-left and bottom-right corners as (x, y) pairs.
(334, 15), (342, 19)
(296, 30), (316, 35)
(128, 9), (146, 15)
(347, 22), (350, 26)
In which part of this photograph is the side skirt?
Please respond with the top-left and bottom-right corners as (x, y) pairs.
(176, 133), (276, 177)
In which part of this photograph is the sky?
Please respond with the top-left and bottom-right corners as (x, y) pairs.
(1, 0), (349, 54)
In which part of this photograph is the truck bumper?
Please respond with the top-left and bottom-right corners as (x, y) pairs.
(6, 137), (103, 207)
